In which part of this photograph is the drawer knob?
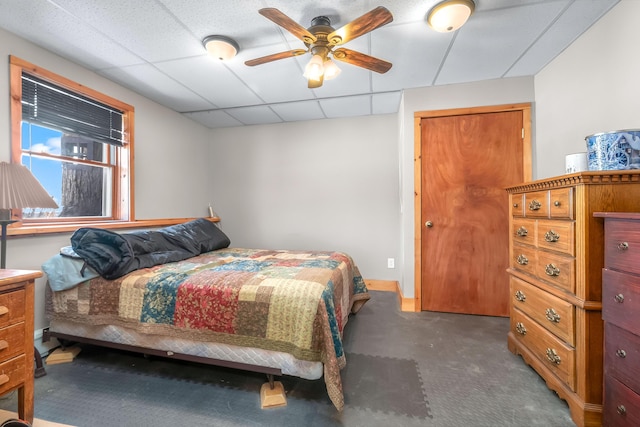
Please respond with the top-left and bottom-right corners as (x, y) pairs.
(515, 322), (527, 335)
(553, 200), (561, 207)
(516, 226), (528, 237)
(513, 203), (519, 208)
(545, 308), (561, 323)
(0, 306), (8, 316)
(516, 254), (529, 265)
(616, 349), (627, 358)
(515, 290), (526, 302)
(0, 374), (8, 386)
(545, 264), (560, 277)
(528, 200), (541, 211)
(617, 405), (626, 416)
(545, 348), (561, 365)
(614, 293), (625, 303)
(544, 230), (560, 243)
(617, 241), (629, 251)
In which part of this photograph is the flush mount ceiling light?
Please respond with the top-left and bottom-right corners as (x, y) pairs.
(427, 0), (475, 33)
(203, 35), (239, 60)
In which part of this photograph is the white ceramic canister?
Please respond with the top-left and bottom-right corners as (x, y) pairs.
(565, 152), (588, 173)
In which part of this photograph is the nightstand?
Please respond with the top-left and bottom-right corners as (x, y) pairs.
(0, 269), (41, 424)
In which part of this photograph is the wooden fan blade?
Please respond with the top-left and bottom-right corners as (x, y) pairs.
(327, 6), (393, 45)
(259, 8), (317, 44)
(308, 74), (324, 89)
(332, 48), (392, 74)
(245, 49), (307, 67)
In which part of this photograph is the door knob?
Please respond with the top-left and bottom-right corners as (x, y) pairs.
(425, 221), (433, 228)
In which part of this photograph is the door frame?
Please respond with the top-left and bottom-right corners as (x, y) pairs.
(413, 103), (532, 312)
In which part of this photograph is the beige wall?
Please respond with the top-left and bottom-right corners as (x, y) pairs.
(534, 0), (640, 179)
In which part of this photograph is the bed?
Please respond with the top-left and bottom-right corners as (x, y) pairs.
(42, 219), (370, 410)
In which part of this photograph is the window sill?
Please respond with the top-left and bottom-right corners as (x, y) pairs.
(7, 217), (220, 237)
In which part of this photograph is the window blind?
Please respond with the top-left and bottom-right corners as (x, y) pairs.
(21, 72), (125, 146)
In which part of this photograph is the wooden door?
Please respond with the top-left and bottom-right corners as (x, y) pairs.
(419, 109), (526, 316)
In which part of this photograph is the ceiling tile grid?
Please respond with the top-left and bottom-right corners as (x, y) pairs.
(0, 0), (621, 128)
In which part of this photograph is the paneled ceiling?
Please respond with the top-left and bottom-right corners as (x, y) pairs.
(0, 0), (619, 129)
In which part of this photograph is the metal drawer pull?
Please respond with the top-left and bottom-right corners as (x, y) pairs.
(617, 242), (629, 251)
(0, 374), (8, 386)
(513, 203), (519, 208)
(553, 200), (561, 207)
(528, 200), (541, 211)
(545, 348), (561, 365)
(616, 349), (627, 358)
(614, 293), (625, 303)
(544, 230), (560, 243)
(516, 226), (528, 237)
(545, 308), (561, 323)
(515, 290), (526, 302)
(515, 322), (527, 335)
(617, 405), (626, 416)
(545, 264), (560, 276)
(0, 306), (8, 316)
(0, 340), (8, 351)
(516, 254), (529, 265)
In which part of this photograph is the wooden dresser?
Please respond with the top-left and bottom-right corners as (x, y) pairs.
(596, 212), (640, 426)
(0, 269), (41, 424)
(506, 172), (640, 427)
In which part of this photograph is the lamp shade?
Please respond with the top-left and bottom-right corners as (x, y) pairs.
(427, 0), (475, 32)
(203, 35), (239, 60)
(0, 162), (58, 211)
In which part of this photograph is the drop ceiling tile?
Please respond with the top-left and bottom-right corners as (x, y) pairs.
(270, 100), (327, 122)
(155, 55), (263, 109)
(183, 110), (243, 129)
(435, 2), (569, 85)
(320, 95), (372, 119)
(506, 0), (619, 77)
(99, 64), (214, 112)
(225, 105), (283, 126)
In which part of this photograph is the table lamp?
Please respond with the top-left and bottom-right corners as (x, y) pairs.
(0, 161), (58, 268)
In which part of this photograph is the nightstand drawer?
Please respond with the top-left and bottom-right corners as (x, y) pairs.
(0, 322), (25, 362)
(603, 269), (640, 336)
(0, 354), (26, 396)
(604, 375), (640, 427)
(511, 308), (575, 390)
(510, 277), (574, 345)
(605, 323), (640, 395)
(0, 289), (25, 328)
(604, 219), (640, 276)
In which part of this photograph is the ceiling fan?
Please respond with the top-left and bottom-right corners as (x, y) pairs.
(245, 6), (393, 88)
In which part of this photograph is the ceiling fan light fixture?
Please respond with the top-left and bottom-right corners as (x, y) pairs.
(203, 35), (239, 60)
(427, 0), (475, 33)
(323, 59), (341, 80)
(303, 54), (324, 81)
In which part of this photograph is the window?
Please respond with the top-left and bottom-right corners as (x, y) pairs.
(10, 56), (134, 224)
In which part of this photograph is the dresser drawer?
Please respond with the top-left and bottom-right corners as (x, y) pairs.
(536, 250), (575, 293)
(511, 194), (525, 217)
(604, 219), (640, 276)
(0, 354), (26, 396)
(537, 219), (575, 256)
(604, 375), (640, 427)
(511, 308), (575, 390)
(548, 188), (573, 219)
(603, 269), (640, 336)
(510, 277), (575, 345)
(0, 322), (25, 362)
(605, 323), (640, 395)
(512, 218), (537, 246)
(511, 244), (537, 276)
(0, 290), (26, 329)
(523, 191), (549, 218)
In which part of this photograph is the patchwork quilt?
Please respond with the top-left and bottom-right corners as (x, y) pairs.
(46, 247), (370, 410)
